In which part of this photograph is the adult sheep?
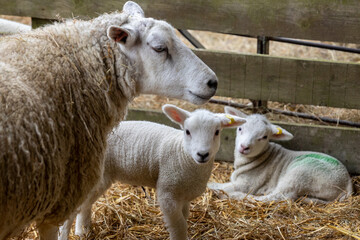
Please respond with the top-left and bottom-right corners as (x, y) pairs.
(0, 1), (218, 239)
(208, 107), (353, 204)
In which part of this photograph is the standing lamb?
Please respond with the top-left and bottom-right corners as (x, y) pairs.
(208, 107), (353, 203)
(0, 2), (218, 239)
(59, 104), (245, 240)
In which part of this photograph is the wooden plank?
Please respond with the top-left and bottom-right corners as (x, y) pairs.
(261, 57), (280, 101)
(244, 55), (262, 100)
(312, 62), (331, 106)
(344, 64), (360, 109)
(0, 0), (360, 43)
(295, 60), (313, 105)
(278, 59), (297, 103)
(126, 108), (360, 175)
(193, 49), (360, 109)
(230, 54), (246, 98)
(328, 63), (347, 108)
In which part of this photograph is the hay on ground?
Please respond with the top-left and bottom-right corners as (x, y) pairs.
(12, 162), (360, 240)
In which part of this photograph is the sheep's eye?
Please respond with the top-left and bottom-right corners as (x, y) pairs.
(262, 135), (268, 139)
(152, 45), (167, 53)
(215, 130), (220, 136)
(186, 129), (191, 136)
(238, 127), (242, 131)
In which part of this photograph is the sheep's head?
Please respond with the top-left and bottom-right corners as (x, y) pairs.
(163, 104), (246, 164)
(224, 106), (293, 158)
(107, 1), (218, 105)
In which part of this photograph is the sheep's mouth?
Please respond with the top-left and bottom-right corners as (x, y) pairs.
(188, 90), (213, 101)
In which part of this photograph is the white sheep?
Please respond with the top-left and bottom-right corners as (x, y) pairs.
(59, 104), (245, 240)
(208, 107), (353, 204)
(0, 18), (31, 35)
(0, 2), (218, 239)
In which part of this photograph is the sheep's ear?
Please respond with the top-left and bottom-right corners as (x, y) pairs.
(123, 1), (145, 18)
(162, 104), (190, 128)
(217, 114), (246, 128)
(107, 25), (138, 46)
(224, 106), (248, 118)
(270, 124), (293, 141)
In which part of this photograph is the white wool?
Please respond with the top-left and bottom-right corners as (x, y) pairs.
(59, 104), (245, 240)
(0, 18), (31, 35)
(208, 107), (353, 203)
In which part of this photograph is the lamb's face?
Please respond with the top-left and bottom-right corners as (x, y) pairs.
(162, 105), (246, 165)
(235, 115), (272, 158)
(108, 1), (218, 105)
(224, 106), (294, 158)
(183, 112), (222, 164)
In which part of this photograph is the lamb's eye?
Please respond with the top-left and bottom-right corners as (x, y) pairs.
(186, 130), (191, 136)
(262, 135), (268, 139)
(238, 127), (242, 131)
(152, 45), (167, 53)
(215, 130), (220, 136)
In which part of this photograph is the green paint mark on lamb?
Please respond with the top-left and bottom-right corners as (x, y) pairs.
(290, 153), (340, 170)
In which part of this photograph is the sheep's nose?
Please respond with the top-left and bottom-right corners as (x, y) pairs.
(207, 79), (218, 90)
(197, 152), (209, 161)
(240, 144), (250, 151)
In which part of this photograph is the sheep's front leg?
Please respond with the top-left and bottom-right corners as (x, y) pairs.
(59, 212), (77, 240)
(158, 193), (188, 240)
(74, 203), (92, 237)
(37, 222), (58, 240)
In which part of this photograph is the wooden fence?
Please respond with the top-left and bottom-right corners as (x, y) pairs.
(1, 0), (360, 173)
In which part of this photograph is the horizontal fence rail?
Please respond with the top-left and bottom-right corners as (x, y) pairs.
(193, 49), (360, 109)
(127, 108), (360, 175)
(1, 0), (360, 43)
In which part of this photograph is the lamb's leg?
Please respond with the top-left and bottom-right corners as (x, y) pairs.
(58, 212), (76, 240)
(207, 182), (241, 199)
(158, 193), (188, 240)
(37, 223), (59, 240)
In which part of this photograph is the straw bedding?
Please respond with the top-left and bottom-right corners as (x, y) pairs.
(11, 162), (360, 240)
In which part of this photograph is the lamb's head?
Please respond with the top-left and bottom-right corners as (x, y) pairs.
(163, 104), (246, 164)
(107, 1), (218, 105)
(225, 106), (293, 158)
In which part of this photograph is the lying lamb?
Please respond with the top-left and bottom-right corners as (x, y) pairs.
(59, 104), (245, 240)
(208, 106), (353, 203)
(0, 1), (218, 239)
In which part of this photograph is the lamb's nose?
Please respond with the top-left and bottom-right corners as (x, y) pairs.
(240, 144), (250, 151)
(207, 79), (218, 90)
(197, 152), (209, 161)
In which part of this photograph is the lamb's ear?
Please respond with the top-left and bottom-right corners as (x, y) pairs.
(107, 25), (138, 46)
(123, 1), (145, 18)
(162, 104), (190, 128)
(217, 114), (246, 128)
(224, 106), (248, 118)
(270, 124), (293, 141)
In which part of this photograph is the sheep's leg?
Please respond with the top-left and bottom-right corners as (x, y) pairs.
(158, 193), (188, 240)
(37, 223), (59, 240)
(74, 200), (93, 237)
(207, 181), (235, 191)
(74, 180), (111, 238)
(208, 182), (241, 199)
(58, 212), (77, 240)
(182, 202), (190, 219)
